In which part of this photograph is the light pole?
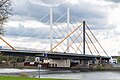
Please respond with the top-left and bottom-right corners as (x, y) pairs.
(38, 64), (42, 78)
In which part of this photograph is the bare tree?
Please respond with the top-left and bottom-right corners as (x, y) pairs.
(0, 0), (11, 35)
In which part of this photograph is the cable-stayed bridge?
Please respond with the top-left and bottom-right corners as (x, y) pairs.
(0, 8), (110, 68)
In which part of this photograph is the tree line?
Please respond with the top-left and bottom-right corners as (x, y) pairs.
(0, 0), (11, 34)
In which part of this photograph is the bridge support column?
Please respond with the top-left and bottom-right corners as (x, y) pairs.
(44, 59), (71, 68)
(83, 21), (85, 55)
(67, 7), (70, 53)
(50, 8), (53, 51)
(83, 21), (86, 66)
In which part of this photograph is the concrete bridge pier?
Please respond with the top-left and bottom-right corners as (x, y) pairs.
(43, 59), (71, 68)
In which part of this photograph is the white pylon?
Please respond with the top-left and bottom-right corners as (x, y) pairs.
(50, 8), (53, 51)
(67, 7), (70, 52)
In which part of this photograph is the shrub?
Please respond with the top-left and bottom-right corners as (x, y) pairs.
(19, 72), (29, 77)
(96, 64), (103, 70)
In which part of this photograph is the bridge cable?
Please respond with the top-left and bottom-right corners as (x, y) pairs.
(33, 12), (66, 51)
(53, 13), (82, 53)
(53, 13), (81, 53)
(30, 19), (50, 37)
(50, 23), (82, 52)
(70, 17), (84, 53)
(12, 12), (50, 50)
(65, 31), (82, 52)
(85, 39), (93, 55)
(26, 20), (50, 50)
(52, 13), (82, 53)
(85, 31), (100, 56)
(86, 24), (109, 56)
(66, 24), (82, 53)
(69, 22), (82, 53)
(70, 17), (85, 53)
(18, 12), (50, 37)
(71, 16), (96, 55)
(53, 22), (77, 52)
(52, 17), (78, 52)
(85, 35), (97, 55)
(58, 22), (81, 53)
(52, 28), (66, 52)
(0, 37), (15, 50)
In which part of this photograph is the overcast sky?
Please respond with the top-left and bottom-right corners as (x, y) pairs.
(0, 0), (120, 56)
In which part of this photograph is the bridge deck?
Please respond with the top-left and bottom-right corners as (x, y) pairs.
(0, 49), (110, 60)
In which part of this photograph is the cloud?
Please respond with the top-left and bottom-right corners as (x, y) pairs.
(8, 0), (120, 37)
(11, 0), (49, 21)
(10, 0), (111, 30)
(105, 0), (120, 3)
(5, 27), (50, 39)
(2, 0), (120, 56)
(39, 0), (67, 5)
(4, 20), (68, 39)
(0, 36), (50, 50)
(5, 21), (50, 38)
(30, 0), (69, 6)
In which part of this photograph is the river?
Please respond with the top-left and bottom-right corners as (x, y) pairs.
(0, 68), (120, 80)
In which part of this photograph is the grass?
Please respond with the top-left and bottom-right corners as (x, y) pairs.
(0, 76), (67, 80)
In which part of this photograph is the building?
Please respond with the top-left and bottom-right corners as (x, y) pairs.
(34, 55), (110, 68)
(44, 59), (71, 68)
(110, 56), (119, 64)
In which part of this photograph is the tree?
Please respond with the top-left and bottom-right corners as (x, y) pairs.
(117, 56), (120, 63)
(17, 57), (25, 63)
(0, 0), (11, 35)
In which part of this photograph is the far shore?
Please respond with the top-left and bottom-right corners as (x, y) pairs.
(0, 76), (69, 80)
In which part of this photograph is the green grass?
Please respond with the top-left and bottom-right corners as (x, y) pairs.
(0, 76), (67, 80)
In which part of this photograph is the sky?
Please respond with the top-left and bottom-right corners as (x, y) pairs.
(0, 0), (120, 56)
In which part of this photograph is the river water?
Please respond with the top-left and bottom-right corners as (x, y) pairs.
(0, 68), (120, 80)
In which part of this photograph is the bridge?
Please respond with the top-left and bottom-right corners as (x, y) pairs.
(0, 8), (110, 68)
(0, 49), (110, 60)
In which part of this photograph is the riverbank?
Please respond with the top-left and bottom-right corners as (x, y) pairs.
(0, 68), (120, 79)
(1, 62), (120, 72)
(0, 76), (67, 80)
